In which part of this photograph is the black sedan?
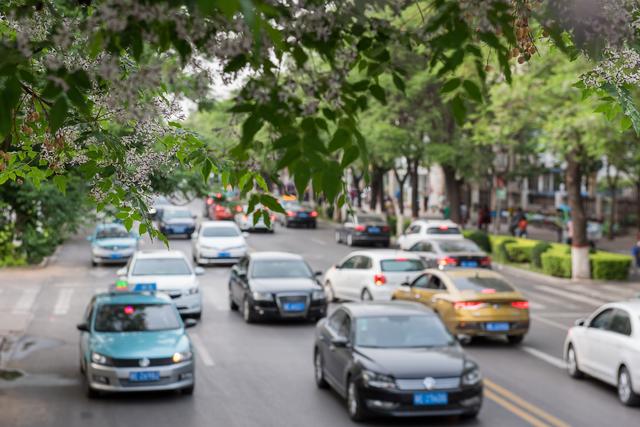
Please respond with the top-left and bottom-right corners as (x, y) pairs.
(335, 213), (390, 247)
(313, 302), (483, 421)
(228, 252), (327, 323)
(284, 203), (318, 228)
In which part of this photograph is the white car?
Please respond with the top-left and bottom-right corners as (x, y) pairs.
(397, 219), (463, 250)
(323, 250), (426, 301)
(235, 205), (275, 232)
(117, 250), (204, 319)
(191, 221), (249, 265)
(564, 301), (640, 406)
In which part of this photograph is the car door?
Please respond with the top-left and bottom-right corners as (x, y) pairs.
(230, 256), (250, 304)
(398, 223), (421, 249)
(407, 241), (437, 267)
(323, 309), (353, 395)
(415, 273), (448, 308)
(395, 273), (430, 302)
(332, 256), (360, 299)
(79, 298), (95, 370)
(583, 308), (615, 380)
(191, 223), (200, 255)
(602, 309), (634, 384)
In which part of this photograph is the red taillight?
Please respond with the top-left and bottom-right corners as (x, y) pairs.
(216, 193), (222, 198)
(511, 301), (529, 310)
(310, 211), (318, 217)
(354, 225), (366, 231)
(287, 211), (295, 217)
(215, 205), (225, 211)
(454, 301), (485, 310)
(270, 215), (276, 221)
(480, 256), (492, 266)
(381, 226), (390, 232)
(206, 198), (213, 206)
(438, 225), (450, 230)
(395, 257), (408, 261)
(235, 205), (243, 212)
(438, 256), (457, 266)
(373, 274), (387, 286)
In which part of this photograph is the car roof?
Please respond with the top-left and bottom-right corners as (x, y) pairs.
(250, 251), (304, 260)
(340, 301), (436, 317)
(134, 250), (187, 259)
(412, 219), (459, 227)
(603, 300), (640, 313)
(346, 250), (423, 260)
(94, 292), (172, 305)
(200, 221), (239, 228)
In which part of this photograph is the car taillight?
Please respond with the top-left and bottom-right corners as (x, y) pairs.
(310, 211), (318, 217)
(511, 301), (529, 310)
(215, 205), (225, 211)
(354, 225), (366, 231)
(287, 211), (295, 217)
(381, 226), (389, 232)
(206, 198), (213, 206)
(454, 301), (485, 310)
(373, 274), (387, 286)
(235, 205), (243, 212)
(270, 215), (276, 221)
(438, 257), (457, 266)
(480, 256), (491, 266)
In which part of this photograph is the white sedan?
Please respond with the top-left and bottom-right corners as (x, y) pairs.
(397, 219), (463, 250)
(564, 301), (640, 405)
(191, 221), (248, 265)
(323, 250), (426, 302)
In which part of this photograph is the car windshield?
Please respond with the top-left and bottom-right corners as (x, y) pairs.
(452, 276), (515, 293)
(132, 258), (192, 276)
(358, 215), (386, 224)
(426, 226), (461, 235)
(355, 315), (454, 348)
(96, 226), (130, 239)
(380, 259), (425, 272)
(437, 240), (482, 253)
(202, 227), (240, 237)
(251, 259), (313, 278)
(163, 209), (192, 219)
(94, 303), (181, 332)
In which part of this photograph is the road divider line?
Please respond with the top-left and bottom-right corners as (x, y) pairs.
(531, 314), (569, 331)
(485, 379), (570, 427)
(521, 346), (566, 370)
(311, 238), (327, 246)
(53, 289), (74, 316)
(528, 301), (547, 310)
(536, 285), (606, 306)
(13, 288), (40, 314)
(484, 389), (549, 427)
(537, 312), (589, 318)
(600, 284), (639, 298)
(522, 290), (579, 310)
(190, 332), (215, 367)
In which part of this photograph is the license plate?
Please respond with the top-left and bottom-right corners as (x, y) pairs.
(298, 212), (308, 218)
(129, 371), (160, 382)
(414, 392), (448, 406)
(368, 226), (380, 233)
(110, 253), (122, 259)
(460, 260), (478, 267)
(283, 302), (306, 312)
(133, 283), (157, 292)
(173, 227), (185, 233)
(486, 322), (510, 331)
(218, 251), (231, 258)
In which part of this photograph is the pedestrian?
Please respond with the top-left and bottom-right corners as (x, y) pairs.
(478, 205), (490, 231)
(442, 204), (451, 220)
(632, 233), (640, 274)
(516, 216), (528, 238)
(510, 207), (525, 236)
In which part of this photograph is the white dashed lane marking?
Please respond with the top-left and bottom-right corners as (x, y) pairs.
(13, 288), (40, 314)
(190, 332), (215, 367)
(53, 289), (74, 316)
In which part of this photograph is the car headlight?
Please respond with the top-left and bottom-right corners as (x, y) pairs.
(461, 361), (482, 386)
(186, 287), (199, 295)
(252, 291), (273, 301)
(172, 350), (193, 363)
(361, 369), (396, 389)
(311, 290), (325, 301)
(91, 352), (111, 366)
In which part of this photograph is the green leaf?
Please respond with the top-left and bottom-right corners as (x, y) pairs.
(294, 167), (310, 196)
(123, 217), (133, 231)
(328, 128), (351, 152)
(369, 84), (386, 105)
(139, 223), (148, 236)
(49, 96), (68, 133)
(462, 80), (482, 102)
(441, 78), (461, 93)
(241, 113), (263, 145)
(201, 158), (213, 181)
(52, 175), (67, 194)
(392, 74), (405, 93)
(351, 80), (370, 91)
(450, 95), (466, 125)
(260, 194), (286, 213)
(224, 54), (248, 73)
(255, 174), (268, 191)
(340, 146), (360, 168)
(621, 116), (633, 131)
(228, 103), (255, 113)
(292, 46), (308, 67)
(238, 172), (253, 193)
(273, 133), (299, 149)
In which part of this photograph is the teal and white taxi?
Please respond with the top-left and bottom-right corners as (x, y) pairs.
(77, 291), (196, 397)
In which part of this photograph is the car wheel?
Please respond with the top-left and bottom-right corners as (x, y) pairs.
(346, 233), (354, 247)
(84, 372), (99, 399)
(347, 379), (368, 422)
(461, 409), (480, 419)
(314, 350), (329, 389)
(182, 383), (195, 395)
(507, 335), (524, 345)
(243, 297), (256, 323)
(311, 223), (317, 229)
(324, 281), (336, 303)
(91, 259), (98, 267)
(618, 366), (640, 406)
(381, 240), (390, 248)
(229, 289), (239, 311)
(335, 231), (342, 244)
(191, 312), (202, 320)
(360, 289), (373, 301)
(566, 344), (584, 379)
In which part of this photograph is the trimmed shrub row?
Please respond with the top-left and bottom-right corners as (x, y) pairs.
(541, 250), (572, 278)
(591, 253), (632, 281)
(463, 230), (491, 253)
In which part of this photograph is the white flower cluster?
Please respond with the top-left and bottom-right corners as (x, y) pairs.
(582, 47), (640, 88)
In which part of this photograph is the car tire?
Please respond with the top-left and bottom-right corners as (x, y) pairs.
(91, 259), (98, 267)
(360, 289), (373, 301)
(566, 344), (584, 379)
(243, 297), (256, 323)
(461, 409), (480, 419)
(324, 281), (336, 303)
(84, 373), (99, 399)
(347, 379), (368, 422)
(311, 223), (317, 229)
(618, 366), (640, 406)
(346, 233), (354, 247)
(381, 240), (390, 248)
(191, 312), (202, 320)
(229, 289), (239, 311)
(182, 383), (195, 395)
(314, 350), (329, 389)
(335, 231), (342, 244)
(507, 335), (524, 345)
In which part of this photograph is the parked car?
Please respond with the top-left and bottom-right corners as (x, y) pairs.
(335, 213), (390, 247)
(283, 203), (318, 228)
(323, 250), (426, 302)
(228, 252), (327, 323)
(392, 268), (529, 344)
(88, 223), (139, 266)
(564, 301), (640, 406)
(397, 220), (463, 250)
(191, 221), (248, 265)
(313, 302), (483, 421)
(405, 238), (491, 269)
(158, 206), (197, 238)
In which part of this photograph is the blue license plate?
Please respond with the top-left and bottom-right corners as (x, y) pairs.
(110, 253), (122, 259)
(218, 251), (231, 258)
(172, 227), (185, 233)
(129, 371), (160, 382)
(460, 260), (478, 267)
(133, 283), (157, 292)
(298, 212), (308, 218)
(368, 226), (380, 233)
(486, 322), (510, 332)
(414, 392), (448, 406)
(283, 302), (306, 312)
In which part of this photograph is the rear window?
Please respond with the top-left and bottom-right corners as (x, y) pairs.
(426, 226), (461, 235)
(451, 276), (514, 293)
(437, 240), (482, 253)
(358, 215), (386, 224)
(132, 258), (191, 276)
(380, 259), (425, 272)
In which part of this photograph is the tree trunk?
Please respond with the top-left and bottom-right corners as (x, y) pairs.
(442, 165), (462, 224)
(393, 167), (409, 215)
(410, 159), (420, 218)
(636, 180), (640, 233)
(369, 166), (380, 211)
(566, 147), (590, 279)
(377, 170), (385, 214)
(351, 169), (363, 209)
(606, 166), (619, 240)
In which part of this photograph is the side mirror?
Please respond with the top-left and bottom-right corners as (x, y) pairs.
(192, 213), (197, 219)
(116, 267), (127, 276)
(194, 267), (205, 276)
(183, 318), (198, 329)
(575, 318), (585, 327)
(242, 232), (250, 238)
(399, 282), (411, 288)
(330, 336), (350, 348)
(76, 323), (89, 332)
(314, 271), (323, 276)
(334, 264), (342, 270)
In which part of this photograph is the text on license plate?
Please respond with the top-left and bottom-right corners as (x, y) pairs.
(368, 226), (380, 233)
(298, 213), (308, 218)
(486, 322), (510, 331)
(218, 251), (231, 258)
(460, 261), (478, 267)
(173, 227), (185, 233)
(283, 302), (306, 312)
(110, 253), (122, 259)
(414, 392), (448, 406)
(129, 371), (160, 382)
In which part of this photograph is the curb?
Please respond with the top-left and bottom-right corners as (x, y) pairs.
(36, 245), (62, 269)
(495, 262), (640, 287)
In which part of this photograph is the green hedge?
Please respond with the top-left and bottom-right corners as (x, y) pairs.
(590, 253), (632, 281)
(495, 238), (516, 263)
(504, 241), (538, 263)
(541, 250), (572, 278)
(463, 230), (491, 253)
(531, 242), (552, 269)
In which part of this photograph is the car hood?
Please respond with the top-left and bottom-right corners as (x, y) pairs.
(91, 330), (189, 359)
(249, 277), (321, 293)
(128, 275), (196, 290)
(199, 236), (245, 249)
(355, 345), (465, 378)
(94, 237), (137, 248)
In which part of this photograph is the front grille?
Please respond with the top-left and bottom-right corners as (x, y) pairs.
(275, 293), (310, 316)
(396, 377), (461, 391)
(119, 377), (175, 387)
(111, 357), (174, 367)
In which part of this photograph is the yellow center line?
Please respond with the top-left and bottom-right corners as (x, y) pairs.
(485, 389), (550, 427)
(485, 379), (571, 427)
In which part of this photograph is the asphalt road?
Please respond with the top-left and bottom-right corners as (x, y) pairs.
(1, 210), (640, 427)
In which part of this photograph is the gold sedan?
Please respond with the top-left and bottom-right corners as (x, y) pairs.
(392, 268), (529, 344)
